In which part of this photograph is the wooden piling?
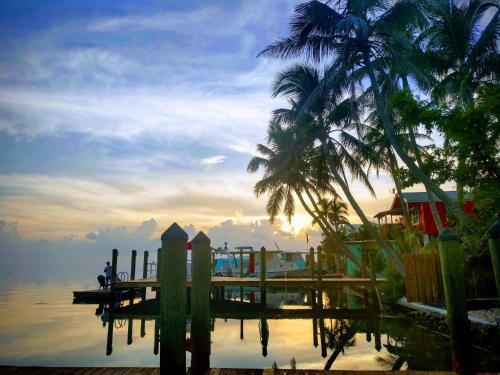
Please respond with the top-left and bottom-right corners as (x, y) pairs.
(488, 220), (500, 299)
(156, 248), (161, 281)
(143, 251), (149, 279)
(130, 250), (137, 281)
(127, 318), (133, 345)
(260, 246), (267, 306)
(191, 231), (211, 373)
(153, 318), (159, 355)
(368, 250), (380, 313)
(438, 228), (470, 375)
(317, 246), (323, 308)
(111, 249), (118, 280)
(160, 223), (188, 374)
(106, 312), (113, 356)
(140, 318), (146, 338)
(312, 317), (318, 347)
(142, 250), (149, 301)
(309, 247), (316, 308)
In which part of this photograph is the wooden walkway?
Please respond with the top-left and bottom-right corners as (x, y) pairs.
(2, 368), (496, 375)
(115, 277), (386, 289)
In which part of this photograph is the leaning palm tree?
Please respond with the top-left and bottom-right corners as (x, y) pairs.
(258, 0), (470, 226)
(247, 120), (363, 268)
(270, 63), (405, 275)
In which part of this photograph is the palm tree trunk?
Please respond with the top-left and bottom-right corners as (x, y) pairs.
(328, 163), (405, 276)
(362, 52), (468, 227)
(294, 187), (364, 270)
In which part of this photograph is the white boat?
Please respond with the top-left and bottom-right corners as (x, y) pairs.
(212, 245), (307, 278)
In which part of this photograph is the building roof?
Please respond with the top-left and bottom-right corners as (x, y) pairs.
(374, 208), (403, 219)
(390, 190), (472, 210)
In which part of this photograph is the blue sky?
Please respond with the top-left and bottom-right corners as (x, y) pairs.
(0, 0), (401, 246)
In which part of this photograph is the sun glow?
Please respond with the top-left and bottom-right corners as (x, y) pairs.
(279, 214), (313, 236)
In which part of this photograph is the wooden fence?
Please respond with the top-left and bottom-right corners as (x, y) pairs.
(402, 252), (444, 304)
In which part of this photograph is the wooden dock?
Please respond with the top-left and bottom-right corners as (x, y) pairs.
(2, 368), (496, 375)
(114, 276), (387, 289)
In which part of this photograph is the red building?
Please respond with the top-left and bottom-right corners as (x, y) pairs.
(375, 191), (473, 242)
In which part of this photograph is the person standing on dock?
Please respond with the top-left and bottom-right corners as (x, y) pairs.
(104, 261), (112, 288)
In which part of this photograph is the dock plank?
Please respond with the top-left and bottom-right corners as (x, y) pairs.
(114, 277), (386, 289)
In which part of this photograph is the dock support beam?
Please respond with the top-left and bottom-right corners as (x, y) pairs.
(309, 247), (316, 307)
(260, 246), (267, 306)
(160, 223), (188, 375)
(368, 250), (380, 313)
(488, 220), (500, 299)
(191, 231), (211, 373)
(111, 249), (118, 281)
(438, 229), (470, 375)
(317, 246), (323, 308)
(127, 318), (133, 345)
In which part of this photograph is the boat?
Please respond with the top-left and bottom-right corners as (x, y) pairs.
(212, 245), (307, 278)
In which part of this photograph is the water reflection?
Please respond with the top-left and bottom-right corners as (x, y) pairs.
(0, 283), (498, 370)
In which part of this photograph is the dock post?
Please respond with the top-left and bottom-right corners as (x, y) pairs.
(317, 246), (323, 308)
(319, 317), (327, 358)
(488, 220), (500, 299)
(239, 247), (244, 307)
(312, 317), (318, 347)
(127, 318), (133, 345)
(111, 249), (118, 280)
(368, 250), (380, 313)
(191, 231), (211, 373)
(260, 246), (267, 306)
(438, 228), (470, 375)
(141, 318), (146, 338)
(130, 250), (137, 280)
(142, 250), (149, 301)
(153, 318), (159, 355)
(160, 223), (188, 374)
(106, 311), (114, 355)
(309, 247), (316, 308)
(156, 248), (161, 300)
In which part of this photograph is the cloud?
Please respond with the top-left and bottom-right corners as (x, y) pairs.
(200, 155), (226, 167)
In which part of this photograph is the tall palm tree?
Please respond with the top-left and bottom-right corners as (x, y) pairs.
(270, 63), (406, 275)
(247, 120), (364, 268)
(258, 0), (470, 226)
(313, 196), (351, 233)
(418, 0), (499, 203)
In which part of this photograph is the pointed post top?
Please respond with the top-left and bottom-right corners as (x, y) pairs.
(488, 220), (500, 239)
(192, 231), (210, 244)
(161, 222), (188, 241)
(309, 247), (314, 251)
(438, 228), (459, 241)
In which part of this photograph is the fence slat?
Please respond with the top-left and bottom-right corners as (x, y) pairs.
(403, 252), (444, 304)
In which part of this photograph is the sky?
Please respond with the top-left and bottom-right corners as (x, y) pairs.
(0, 0), (423, 261)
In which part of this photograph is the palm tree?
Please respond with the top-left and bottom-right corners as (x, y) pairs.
(258, 0), (470, 226)
(247, 120), (363, 269)
(313, 196), (351, 233)
(270, 62), (406, 275)
(418, 0), (499, 203)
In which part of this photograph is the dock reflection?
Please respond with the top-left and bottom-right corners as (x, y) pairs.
(87, 286), (493, 371)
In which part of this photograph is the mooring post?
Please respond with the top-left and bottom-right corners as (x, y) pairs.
(260, 317), (269, 357)
(374, 316), (381, 352)
(153, 318), (159, 355)
(438, 228), (470, 375)
(142, 250), (149, 300)
(191, 231), (211, 373)
(239, 247), (244, 305)
(160, 223), (188, 374)
(106, 312), (114, 356)
(140, 318), (146, 338)
(312, 317), (318, 347)
(111, 249), (118, 280)
(488, 220), (500, 299)
(317, 246), (323, 308)
(368, 250), (380, 313)
(319, 317), (327, 358)
(130, 250), (137, 281)
(309, 247), (316, 308)
(156, 248), (161, 300)
(260, 246), (267, 306)
(127, 318), (133, 345)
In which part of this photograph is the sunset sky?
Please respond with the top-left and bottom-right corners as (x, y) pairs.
(0, 0), (424, 247)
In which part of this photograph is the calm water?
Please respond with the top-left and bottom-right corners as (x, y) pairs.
(0, 280), (498, 370)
